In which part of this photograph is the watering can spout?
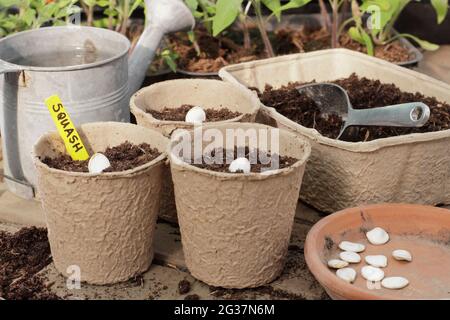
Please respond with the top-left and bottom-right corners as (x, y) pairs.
(128, 0), (195, 97)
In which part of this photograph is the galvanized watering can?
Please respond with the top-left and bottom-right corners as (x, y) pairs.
(0, 0), (194, 199)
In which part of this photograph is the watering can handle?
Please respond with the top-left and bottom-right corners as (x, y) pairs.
(0, 60), (22, 75)
(347, 102), (431, 128)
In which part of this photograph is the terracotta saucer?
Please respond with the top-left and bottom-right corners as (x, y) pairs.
(304, 204), (450, 300)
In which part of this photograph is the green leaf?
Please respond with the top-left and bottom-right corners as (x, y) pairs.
(360, 0), (400, 34)
(431, 0), (448, 24)
(161, 49), (178, 72)
(184, 0), (199, 11)
(104, 8), (118, 16)
(348, 26), (365, 45)
(97, 0), (110, 7)
(22, 8), (36, 26)
(262, 0), (281, 20)
(0, 0), (22, 7)
(361, 29), (374, 56)
(278, 0), (312, 12)
(399, 33), (440, 51)
(82, 0), (96, 7)
(129, 0), (144, 17)
(212, 0), (242, 36)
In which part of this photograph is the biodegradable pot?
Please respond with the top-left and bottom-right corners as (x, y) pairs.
(131, 79), (260, 223)
(33, 122), (168, 285)
(219, 49), (450, 213)
(168, 123), (311, 288)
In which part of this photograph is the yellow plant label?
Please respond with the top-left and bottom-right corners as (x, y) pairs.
(44, 95), (90, 161)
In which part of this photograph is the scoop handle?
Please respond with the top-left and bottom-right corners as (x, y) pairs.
(347, 102), (431, 128)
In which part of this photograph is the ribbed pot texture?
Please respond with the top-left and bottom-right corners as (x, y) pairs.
(219, 49), (450, 213)
(169, 123), (311, 288)
(131, 79), (260, 223)
(33, 122), (168, 285)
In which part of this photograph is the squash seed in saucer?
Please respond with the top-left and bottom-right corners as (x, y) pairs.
(336, 268), (357, 283)
(365, 255), (388, 268)
(392, 249), (412, 262)
(328, 259), (349, 269)
(338, 241), (365, 253)
(381, 277), (409, 289)
(339, 251), (361, 263)
(361, 265), (385, 282)
(366, 227), (389, 245)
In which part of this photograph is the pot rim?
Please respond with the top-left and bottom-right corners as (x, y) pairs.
(219, 48), (450, 153)
(130, 79), (260, 128)
(167, 122), (311, 180)
(304, 203), (450, 300)
(32, 122), (167, 179)
(0, 26), (130, 72)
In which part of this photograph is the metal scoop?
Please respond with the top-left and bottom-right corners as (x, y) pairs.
(296, 83), (431, 140)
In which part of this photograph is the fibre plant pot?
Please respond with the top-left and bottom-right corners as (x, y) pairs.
(33, 122), (168, 285)
(131, 79), (260, 223)
(219, 49), (450, 213)
(168, 123), (311, 288)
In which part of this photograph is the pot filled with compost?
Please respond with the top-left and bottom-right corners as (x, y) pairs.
(168, 123), (311, 288)
(131, 79), (260, 223)
(33, 122), (168, 285)
(219, 49), (450, 213)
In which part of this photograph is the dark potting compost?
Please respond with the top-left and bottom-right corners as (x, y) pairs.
(147, 104), (242, 122)
(42, 142), (161, 172)
(178, 279), (191, 295)
(189, 147), (298, 173)
(0, 227), (58, 300)
(259, 74), (450, 142)
(275, 28), (411, 64)
(168, 27), (411, 73)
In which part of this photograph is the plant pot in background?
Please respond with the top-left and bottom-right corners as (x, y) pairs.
(131, 79), (260, 223)
(219, 49), (450, 213)
(273, 14), (423, 68)
(396, 1), (450, 45)
(33, 122), (168, 285)
(168, 12), (421, 79)
(169, 123), (311, 288)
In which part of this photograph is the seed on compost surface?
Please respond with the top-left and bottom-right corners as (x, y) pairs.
(381, 277), (409, 289)
(328, 259), (349, 269)
(88, 153), (111, 174)
(336, 268), (357, 283)
(392, 249), (412, 262)
(229, 157), (251, 174)
(366, 227), (389, 245)
(365, 255), (388, 268)
(338, 241), (365, 253)
(361, 266), (385, 282)
(185, 106), (206, 124)
(339, 251), (361, 263)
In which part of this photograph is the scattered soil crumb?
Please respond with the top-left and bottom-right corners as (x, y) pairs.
(259, 73), (450, 141)
(178, 279), (191, 295)
(209, 285), (306, 300)
(0, 227), (59, 300)
(147, 104), (242, 122)
(184, 294), (200, 300)
(324, 236), (334, 251)
(42, 141), (161, 172)
(189, 147), (298, 173)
